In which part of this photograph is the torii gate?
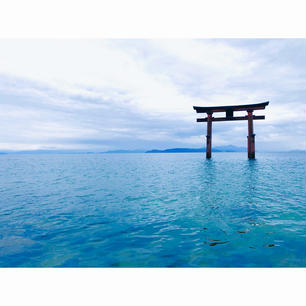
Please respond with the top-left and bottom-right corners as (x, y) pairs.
(193, 101), (269, 159)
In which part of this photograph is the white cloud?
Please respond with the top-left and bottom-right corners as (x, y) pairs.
(0, 39), (305, 151)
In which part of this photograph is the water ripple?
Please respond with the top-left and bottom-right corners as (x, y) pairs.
(0, 152), (305, 267)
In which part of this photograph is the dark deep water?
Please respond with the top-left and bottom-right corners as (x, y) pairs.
(0, 152), (305, 267)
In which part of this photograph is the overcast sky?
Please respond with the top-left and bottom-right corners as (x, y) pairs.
(0, 39), (305, 151)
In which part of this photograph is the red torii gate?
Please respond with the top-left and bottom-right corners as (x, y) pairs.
(193, 101), (269, 159)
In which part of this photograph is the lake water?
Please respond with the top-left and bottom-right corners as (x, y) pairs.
(0, 152), (305, 267)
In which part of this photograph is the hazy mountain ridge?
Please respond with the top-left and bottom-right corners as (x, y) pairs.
(146, 145), (247, 153)
(1, 146), (305, 154)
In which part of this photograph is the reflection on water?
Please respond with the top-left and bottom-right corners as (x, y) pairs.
(0, 152), (305, 267)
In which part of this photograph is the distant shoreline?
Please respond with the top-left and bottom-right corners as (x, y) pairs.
(1, 147), (305, 155)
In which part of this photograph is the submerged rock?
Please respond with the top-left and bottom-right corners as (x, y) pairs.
(205, 241), (229, 246)
(237, 229), (249, 234)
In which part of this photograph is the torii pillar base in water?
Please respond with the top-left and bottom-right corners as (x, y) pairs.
(194, 101), (269, 160)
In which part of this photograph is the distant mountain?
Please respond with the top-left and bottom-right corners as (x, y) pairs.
(146, 148), (206, 153)
(102, 150), (146, 153)
(146, 146), (247, 153)
(214, 145), (247, 152)
(1, 147), (302, 154)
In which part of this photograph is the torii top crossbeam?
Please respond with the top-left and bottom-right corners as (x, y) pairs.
(193, 101), (269, 159)
(193, 101), (269, 113)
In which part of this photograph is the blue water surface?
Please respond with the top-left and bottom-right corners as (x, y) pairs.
(0, 152), (305, 267)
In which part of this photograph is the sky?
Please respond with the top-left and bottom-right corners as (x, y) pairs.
(0, 39), (305, 152)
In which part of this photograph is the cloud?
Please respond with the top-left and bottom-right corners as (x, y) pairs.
(0, 39), (305, 151)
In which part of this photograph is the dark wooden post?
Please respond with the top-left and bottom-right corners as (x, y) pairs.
(247, 110), (255, 159)
(206, 113), (212, 159)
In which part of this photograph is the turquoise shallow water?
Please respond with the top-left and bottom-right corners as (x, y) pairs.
(0, 152), (305, 267)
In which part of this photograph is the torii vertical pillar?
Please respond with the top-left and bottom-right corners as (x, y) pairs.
(206, 113), (212, 159)
(247, 110), (255, 159)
